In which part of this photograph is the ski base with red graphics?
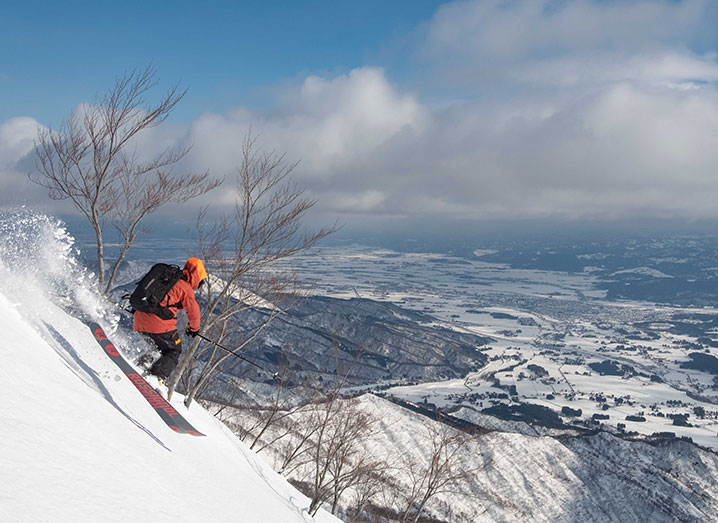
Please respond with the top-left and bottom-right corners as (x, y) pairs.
(89, 322), (204, 437)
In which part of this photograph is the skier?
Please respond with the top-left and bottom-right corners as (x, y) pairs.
(133, 257), (208, 389)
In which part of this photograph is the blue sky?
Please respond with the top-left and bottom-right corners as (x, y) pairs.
(1, 0), (445, 125)
(1, 1), (718, 227)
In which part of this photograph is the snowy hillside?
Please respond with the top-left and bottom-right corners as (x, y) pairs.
(0, 212), (339, 523)
(223, 393), (718, 522)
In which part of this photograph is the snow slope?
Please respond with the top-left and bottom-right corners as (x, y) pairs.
(0, 211), (339, 523)
(357, 395), (718, 522)
(228, 392), (718, 522)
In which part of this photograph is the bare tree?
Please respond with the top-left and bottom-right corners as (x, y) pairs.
(295, 343), (375, 516)
(276, 402), (324, 475)
(248, 359), (314, 453)
(299, 395), (377, 517)
(226, 338), (381, 517)
(168, 133), (336, 406)
(31, 65), (220, 294)
(326, 409), (381, 516)
(345, 465), (392, 521)
(400, 424), (475, 523)
(205, 400), (271, 443)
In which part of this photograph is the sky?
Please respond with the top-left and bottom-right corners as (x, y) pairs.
(1, 0), (718, 235)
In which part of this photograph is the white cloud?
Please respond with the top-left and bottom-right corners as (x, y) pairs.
(514, 51), (718, 89)
(5, 0), (718, 225)
(489, 83), (718, 218)
(184, 67), (428, 213)
(423, 0), (715, 90)
(0, 117), (55, 209)
(187, 68), (426, 177)
(346, 0), (718, 220)
(321, 190), (388, 213)
(281, 78), (718, 221)
(0, 117), (38, 169)
(427, 0), (710, 59)
(13, 69), (716, 222)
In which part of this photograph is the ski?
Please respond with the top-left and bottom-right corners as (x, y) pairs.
(88, 322), (204, 437)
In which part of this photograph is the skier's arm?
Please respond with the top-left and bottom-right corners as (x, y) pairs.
(182, 284), (201, 332)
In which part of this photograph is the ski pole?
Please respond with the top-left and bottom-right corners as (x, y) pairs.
(111, 298), (280, 380)
(195, 332), (280, 380)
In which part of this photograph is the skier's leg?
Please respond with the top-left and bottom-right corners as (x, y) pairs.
(137, 334), (161, 369)
(146, 330), (182, 381)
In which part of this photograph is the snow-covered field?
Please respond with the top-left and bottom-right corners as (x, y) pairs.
(280, 245), (718, 450)
(0, 212), (339, 523)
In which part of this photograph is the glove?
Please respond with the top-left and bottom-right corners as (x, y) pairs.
(185, 327), (199, 337)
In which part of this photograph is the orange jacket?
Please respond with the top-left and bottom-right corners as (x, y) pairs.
(133, 258), (206, 334)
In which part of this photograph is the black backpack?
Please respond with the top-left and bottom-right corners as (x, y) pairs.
(129, 263), (183, 320)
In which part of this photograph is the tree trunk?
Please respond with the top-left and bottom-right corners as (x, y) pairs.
(93, 216), (105, 293)
(411, 495), (431, 523)
(250, 409), (278, 450)
(308, 498), (321, 517)
(167, 337), (201, 400)
(104, 221), (140, 294)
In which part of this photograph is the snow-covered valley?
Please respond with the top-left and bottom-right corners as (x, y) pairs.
(3, 212), (718, 522)
(276, 245), (718, 451)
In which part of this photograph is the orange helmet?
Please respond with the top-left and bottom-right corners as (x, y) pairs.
(184, 257), (208, 288)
